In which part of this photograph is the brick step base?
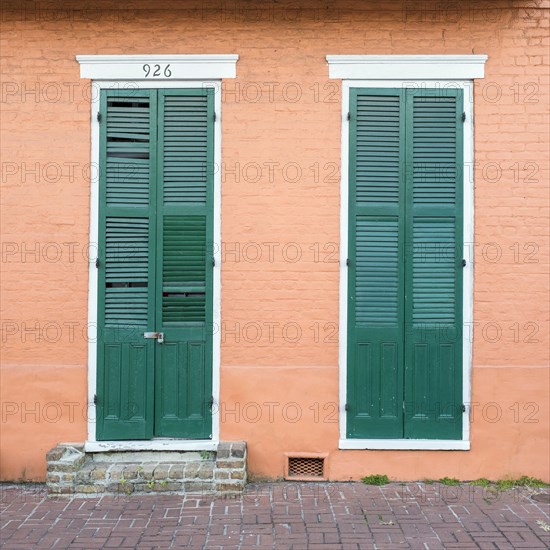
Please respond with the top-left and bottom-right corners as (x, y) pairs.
(46, 442), (247, 498)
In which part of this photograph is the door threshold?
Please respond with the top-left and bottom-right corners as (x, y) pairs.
(84, 439), (218, 452)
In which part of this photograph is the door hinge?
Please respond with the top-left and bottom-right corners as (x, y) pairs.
(462, 259), (467, 267)
(212, 256), (216, 267)
(209, 396), (214, 409)
(462, 404), (466, 413)
(93, 394), (98, 405)
(97, 112), (102, 123)
(344, 403), (349, 412)
(95, 257), (100, 268)
(462, 112), (466, 122)
(213, 112), (216, 122)
(346, 258), (350, 266)
(347, 112), (351, 121)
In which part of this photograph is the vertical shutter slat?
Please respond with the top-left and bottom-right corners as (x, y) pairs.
(404, 90), (463, 439)
(347, 89), (405, 439)
(155, 90), (214, 438)
(96, 90), (156, 441)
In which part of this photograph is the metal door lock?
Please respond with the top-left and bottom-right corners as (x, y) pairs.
(143, 332), (164, 344)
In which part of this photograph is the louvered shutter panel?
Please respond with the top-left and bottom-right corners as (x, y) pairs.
(347, 89), (405, 438)
(403, 89), (463, 439)
(154, 89), (214, 438)
(347, 88), (464, 441)
(96, 90), (157, 440)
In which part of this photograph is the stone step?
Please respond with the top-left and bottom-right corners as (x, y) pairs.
(46, 442), (246, 498)
(88, 450), (213, 463)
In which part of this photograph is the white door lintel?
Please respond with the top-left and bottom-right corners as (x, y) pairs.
(326, 54), (488, 80)
(77, 54), (239, 80)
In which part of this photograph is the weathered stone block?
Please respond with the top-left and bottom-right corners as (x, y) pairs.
(47, 462), (76, 474)
(47, 484), (74, 496)
(198, 463), (214, 479)
(184, 462), (200, 477)
(75, 484), (104, 495)
(168, 464), (184, 480)
(153, 465), (170, 480)
(230, 442), (246, 458)
(216, 459), (245, 470)
(151, 482), (181, 492)
(184, 480), (214, 493)
(106, 482), (131, 494)
(123, 465), (139, 480)
(90, 466), (107, 480)
(46, 473), (61, 483)
(216, 442), (231, 459)
(138, 464), (156, 481)
(132, 483), (150, 493)
(215, 481), (244, 494)
(108, 464), (126, 481)
(46, 446), (65, 462)
(75, 466), (94, 483)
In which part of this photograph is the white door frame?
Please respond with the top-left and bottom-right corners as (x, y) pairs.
(77, 55), (238, 451)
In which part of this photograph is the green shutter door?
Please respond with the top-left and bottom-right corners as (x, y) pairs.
(97, 90), (157, 440)
(154, 89), (214, 438)
(404, 89), (463, 439)
(347, 89), (406, 438)
(347, 88), (463, 440)
(96, 89), (213, 441)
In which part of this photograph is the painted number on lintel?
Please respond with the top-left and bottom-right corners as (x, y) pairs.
(143, 64), (172, 78)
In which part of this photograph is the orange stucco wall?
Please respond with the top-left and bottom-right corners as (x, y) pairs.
(1, 0), (549, 482)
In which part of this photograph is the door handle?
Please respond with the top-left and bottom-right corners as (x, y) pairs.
(143, 332), (164, 344)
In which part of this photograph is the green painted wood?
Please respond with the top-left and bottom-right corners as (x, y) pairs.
(347, 88), (463, 440)
(403, 89), (463, 439)
(347, 89), (406, 438)
(97, 90), (157, 440)
(97, 89), (214, 441)
(154, 89), (214, 439)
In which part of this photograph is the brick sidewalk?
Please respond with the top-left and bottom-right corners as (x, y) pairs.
(1, 482), (549, 549)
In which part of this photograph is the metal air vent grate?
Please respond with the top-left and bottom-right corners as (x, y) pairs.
(287, 456), (325, 479)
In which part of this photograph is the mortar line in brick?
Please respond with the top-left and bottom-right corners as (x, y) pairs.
(418, 487), (443, 546)
(325, 482), (343, 546)
(501, 501), (549, 548)
(270, 483), (276, 550)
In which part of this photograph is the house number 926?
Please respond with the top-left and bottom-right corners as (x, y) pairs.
(142, 64), (172, 77)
